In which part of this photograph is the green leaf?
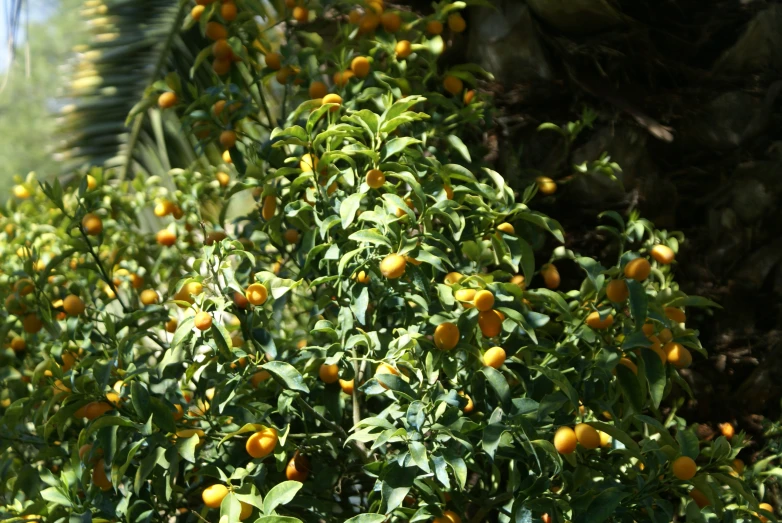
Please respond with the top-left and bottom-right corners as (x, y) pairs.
(263, 481), (303, 515)
(254, 517), (303, 523)
(262, 361), (309, 393)
(676, 429), (700, 460)
(130, 381), (151, 420)
(447, 135), (471, 162)
(530, 366), (579, 411)
(585, 421), (643, 460)
(711, 473), (759, 509)
(615, 363), (644, 412)
(576, 487), (629, 523)
(517, 211), (565, 243)
(640, 349), (666, 408)
(340, 193), (363, 230)
(149, 397), (177, 433)
(479, 366), (510, 410)
(176, 435), (199, 463)
(41, 486), (71, 507)
(380, 463), (417, 514)
(627, 280), (648, 328)
(348, 229), (393, 248)
(374, 374), (418, 400)
(383, 137), (421, 159)
(409, 441), (430, 472)
(344, 515), (386, 523)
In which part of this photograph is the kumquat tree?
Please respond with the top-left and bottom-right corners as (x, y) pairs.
(1, 1), (780, 523)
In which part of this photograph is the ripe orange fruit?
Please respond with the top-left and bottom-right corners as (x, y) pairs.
(286, 452), (310, 482)
(322, 93), (342, 112)
(689, 488), (710, 508)
(220, 2), (236, 21)
(672, 456), (697, 480)
(173, 403), (184, 420)
(443, 75), (463, 95)
(245, 426), (278, 458)
(463, 89), (476, 105)
(261, 195), (276, 220)
(426, 19), (443, 35)
(444, 272), (463, 285)
(348, 9), (361, 24)
(250, 370), (271, 387)
(78, 443), (95, 462)
(13, 185), (31, 198)
(658, 328), (673, 344)
(719, 422), (735, 439)
(448, 13), (466, 32)
(81, 213), (103, 236)
(665, 307), (686, 324)
(245, 283), (268, 306)
(732, 458), (745, 475)
(14, 279), (34, 295)
(216, 171), (230, 187)
(366, 0), (383, 14)
(350, 56), (371, 78)
(599, 430), (612, 448)
(478, 310), (503, 338)
(239, 502), (253, 521)
(483, 346), (506, 368)
(212, 58), (231, 75)
(319, 363), (339, 384)
(380, 253), (406, 279)
(381, 12), (401, 32)
(22, 314), (43, 334)
(496, 222), (514, 235)
(664, 342), (692, 368)
(333, 70), (354, 87)
(154, 200), (174, 217)
(10, 336), (26, 352)
(473, 290), (495, 311)
(454, 288), (476, 306)
(648, 343), (667, 364)
(586, 311), (614, 329)
(212, 39), (232, 61)
(434, 510), (461, 523)
(366, 169), (385, 189)
(205, 22), (227, 40)
(300, 153), (319, 172)
(92, 458), (112, 491)
(460, 392), (474, 413)
(606, 280), (628, 303)
(191, 5), (205, 20)
(554, 426), (577, 454)
(292, 6), (308, 22)
(536, 176), (557, 195)
(139, 289), (158, 305)
(158, 91), (177, 109)
(355, 270), (370, 284)
(63, 295), (85, 316)
(574, 423), (600, 449)
(758, 503), (774, 523)
(53, 380), (71, 396)
(624, 258), (651, 282)
(284, 228), (300, 244)
(339, 379), (355, 395)
(85, 401), (113, 420)
(542, 515), (551, 523)
(650, 244), (675, 265)
(308, 81), (328, 99)
(434, 322), (460, 350)
(265, 52), (282, 70)
(194, 311), (213, 331)
(541, 264), (560, 289)
(395, 40), (412, 59)
(359, 13), (380, 33)
(219, 130), (236, 149)
(202, 483), (228, 508)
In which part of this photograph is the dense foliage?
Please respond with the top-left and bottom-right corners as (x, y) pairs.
(1, 1), (777, 523)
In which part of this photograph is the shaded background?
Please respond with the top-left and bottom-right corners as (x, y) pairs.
(3, 0), (782, 458)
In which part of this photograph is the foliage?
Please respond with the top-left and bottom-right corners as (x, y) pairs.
(0, 1), (776, 523)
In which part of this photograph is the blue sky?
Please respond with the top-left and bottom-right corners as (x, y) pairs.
(0, 0), (57, 72)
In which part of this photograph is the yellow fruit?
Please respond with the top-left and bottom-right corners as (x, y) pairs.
(262, 195), (276, 220)
(510, 274), (526, 289)
(358, 13), (380, 33)
(473, 289), (495, 312)
(53, 379), (71, 396)
(239, 501), (253, 520)
(202, 483), (229, 508)
(395, 40), (412, 59)
(380, 253), (406, 279)
(672, 456), (697, 480)
(624, 258), (651, 282)
(194, 311), (213, 331)
(665, 307), (686, 324)
(496, 222), (515, 235)
(586, 311), (614, 329)
(333, 70), (354, 87)
(541, 264), (560, 289)
(191, 5), (205, 20)
(339, 379), (355, 395)
(381, 12), (402, 32)
(598, 430), (612, 448)
(13, 185), (31, 199)
(536, 176), (557, 195)
(156, 229), (176, 246)
(443, 75), (463, 95)
(664, 342), (692, 368)
(719, 422), (735, 439)
(355, 270), (370, 284)
(322, 93), (342, 112)
(284, 228), (300, 244)
(444, 272), (463, 285)
(158, 91), (177, 109)
(63, 295), (86, 316)
(286, 452), (310, 482)
(554, 426), (577, 454)
(758, 503), (774, 523)
(448, 13), (466, 32)
(478, 310), (503, 338)
(81, 213), (103, 236)
(350, 56), (371, 78)
(292, 6), (308, 22)
(426, 19), (443, 35)
(205, 22), (227, 40)
(309, 81), (328, 99)
(216, 171), (230, 187)
(319, 363), (339, 384)
(366, 169), (385, 189)
(265, 52), (282, 70)
(650, 244), (675, 265)
(140, 289), (158, 305)
(154, 200), (174, 217)
(434, 322), (459, 350)
(300, 153), (318, 172)
(245, 426), (278, 458)
(454, 288), (476, 306)
(574, 423), (600, 449)
(11, 336), (26, 352)
(460, 391), (474, 413)
(245, 283), (268, 306)
(434, 510), (462, 523)
(92, 458), (112, 491)
(483, 346), (506, 368)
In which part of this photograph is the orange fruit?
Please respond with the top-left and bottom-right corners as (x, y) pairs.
(319, 363), (339, 384)
(381, 12), (401, 32)
(460, 392), (474, 413)
(63, 295), (86, 316)
(380, 253), (406, 279)
(672, 456), (697, 480)
(246, 283), (268, 306)
(586, 311), (614, 329)
(426, 19), (443, 35)
(350, 56), (371, 78)
(158, 91), (177, 109)
(216, 171), (230, 187)
(205, 22), (227, 40)
(140, 289), (158, 305)
(536, 176), (557, 195)
(496, 222), (515, 235)
(664, 342), (692, 368)
(473, 290), (495, 311)
(81, 213), (103, 236)
(658, 328), (673, 343)
(366, 169), (385, 189)
(157, 229), (176, 246)
(689, 488), (710, 508)
(541, 264), (560, 290)
(395, 40), (412, 59)
(478, 310), (503, 338)
(618, 357), (638, 375)
(202, 483), (228, 508)
(251, 370), (271, 387)
(433, 510), (461, 523)
(358, 13), (380, 33)
(154, 200), (174, 217)
(284, 228), (300, 244)
(447, 13), (466, 32)
(212, 58), (232, 75)
(648, 343), (667, 364)
(308, 81), (328, 99)
(650, 244), (675, 265)
(443, 75), (463, 95)
(454, 288), (476, 307)
(463, 90), (476, 105)
(22, 314), (43, 334)
(10, 336), (26, 352)
(483, 347), (506, 368)
(246, 426), (278, 458)
(333, 70), (354, 87)
(355, 270), (370, 284)
(322, 93), (342, 112)
(286, 452), (310, 482)
(554, 426), (577, 454)
(444, 272), (463, 285)
(348, 9), (361, 24)
(434, 322), (460, 350)
(191, 5), (205, 20)
(220, 2), (236, 21)
(339, 379), (354, 395)
(212, 40), (232, 61)
(219, 130), (236, 149)
(758, 503), (774, 523)
(92, 458), (112, 491)
(265, 52), (282, 70)
(574, 423), (600, 449)
(719, 422), (735, 439)
(194, 311), (213, 331)
(665, 307), (686, 324)
(262, 195), (276, 220)
(239, 502), (253, 521)
(624, 258), (651, 282)
(292, 6), (308, 22)
(606, 280), (628, 303)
